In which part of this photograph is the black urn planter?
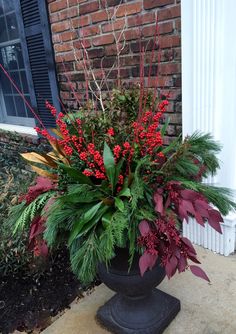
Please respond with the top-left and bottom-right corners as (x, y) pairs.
(96, 248), (181, 334)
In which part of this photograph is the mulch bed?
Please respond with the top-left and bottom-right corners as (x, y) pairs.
(0, 249), (92, 334)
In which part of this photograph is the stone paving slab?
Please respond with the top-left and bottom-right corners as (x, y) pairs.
(42, 246), (236, 334)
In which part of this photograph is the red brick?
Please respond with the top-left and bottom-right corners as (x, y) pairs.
(159, 35), (180, 49)
(71, 15), (90, 28)
(79, 1), (99, 15)
(52, 21), (70, 33)
(73, 39), (91, 49)
(144, 0), (174, 10)
(100, 0), (121, 7)
(87, 48), (105, 59)
(116, 2), (142, 17)
(90, 10), (113, 23)
(158, 5), (181, 21)
(159, 63), (181, 75)
(120, 55), (140, 66)
(49, 12), (60, 23)
(59, 7), (78, 20)
(58, 31), (78, 42)
(105, 43), (129, 56)
(49, 0), (67, 13)
(54, 42), (73, 52)
(80, 25), (100, 37)
(175, 18), (181, 32)
(93, 34), (114, 46)
(123, 29), (141, 41)
(56, 62), (74, 72)
(142, 22), (173, 37)
(127, 12), (155, 27)
(102, 19), (125, 33)
(69, 0), (86, 5)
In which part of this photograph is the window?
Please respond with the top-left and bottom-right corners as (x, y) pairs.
(0, 0), (60, 129)
(0, 1), (34, 126)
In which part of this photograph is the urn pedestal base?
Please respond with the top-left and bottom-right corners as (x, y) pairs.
(96, 288), (180, 334)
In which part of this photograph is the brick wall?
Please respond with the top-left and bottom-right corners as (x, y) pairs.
(47, 0), (182, 142)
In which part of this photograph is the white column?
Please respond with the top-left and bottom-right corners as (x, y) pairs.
(181, 0), (236, 191)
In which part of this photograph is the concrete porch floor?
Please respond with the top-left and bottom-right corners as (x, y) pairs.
(42, 246), (236, 334)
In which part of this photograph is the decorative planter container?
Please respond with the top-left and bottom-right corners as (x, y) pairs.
(183, 213), (236, 256)
(96, 248), (180, 334)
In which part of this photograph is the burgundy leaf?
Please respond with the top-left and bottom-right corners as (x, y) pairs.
(181, 189), (199, 201)
(188, 254), (201, 264)
(164, 195), (171, 210)
(139, 252), (158, 276)
(154, 192), (164, 215)
(165, 256), (178, 279)
(37, 240), (48, 257)
(194, 212), (205, 226)
(189, 265), (210, 282)
(208, 209), (223, 234)
(178, 201), (189, 222)
(139, 220), (150, 236)
(182, 199), (196, 216)
(181, 237), (197, 255)
(29, 216), (45, 241)
(194, 199), (210, 218)
(177, 255), (187, 273)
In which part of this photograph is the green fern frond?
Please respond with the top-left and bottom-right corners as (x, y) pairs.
(13, 192), (53, 234)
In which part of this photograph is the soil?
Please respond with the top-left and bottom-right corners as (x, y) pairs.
(0, 248), (93, 334)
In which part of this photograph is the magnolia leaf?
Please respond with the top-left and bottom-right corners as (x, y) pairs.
(21, 152), (57, 168)
(103, 142), (116, 193)
(30, 165), (58, 180)
(50, 128), (64, 138)
(139, 252), (158, 276)
(102, 211), (113, 228)
(115, 197), (125, 212)
(139, 220), (150, 236)
(68, 202), (103, 245)
(58, 163), (93, 185)
(189, 265), (210, 282)
(118, 187), (131, 198)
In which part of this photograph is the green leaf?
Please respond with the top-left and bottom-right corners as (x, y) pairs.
(102, 211), (113, 228)
(60, 185), (102, 204)
(77, 204), (109, 237)
(160, 116), (170, 136)
(58, 163), (93, 185)
(118, 187), (131, 198)
(115, 197), (125, 212)
(103, 142), (116, 193)
(68, 202), (102, 245)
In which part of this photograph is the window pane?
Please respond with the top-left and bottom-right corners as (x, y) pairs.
(4, 95), (16, 116)
(0, 1), (3, 16)
(3, 2), (14, 14)
(6, 13), (18, 40)
(15, 96), (26, 117)
(6, 45), (18, 70)
(0, 17), (7, 43)
(11, 72), (22, 91)
(21, 72), (29, 93)
(25, 96), (32, 117)
(15, 43), (24, 68)
(1, 72), (12, 94)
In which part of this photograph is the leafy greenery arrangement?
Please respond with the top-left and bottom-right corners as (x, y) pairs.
(8, 87), (236, 284)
